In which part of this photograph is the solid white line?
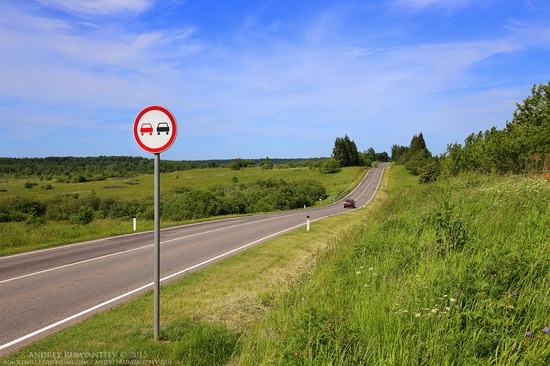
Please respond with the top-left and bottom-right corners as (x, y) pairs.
(0, 165), (386, 353)
(0, 221), (306, 352)
(0, 282), (153, 352)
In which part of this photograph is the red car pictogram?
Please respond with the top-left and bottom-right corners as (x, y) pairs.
(140, 123), (153, 136)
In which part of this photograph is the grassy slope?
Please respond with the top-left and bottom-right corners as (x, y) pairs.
(0, 166), (365, 256)
(238, 165), (550, 365)
(3, 165), (549, 365)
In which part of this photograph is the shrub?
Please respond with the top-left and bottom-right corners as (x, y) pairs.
(319, 158), (341, 174)
(70, 206), (94, 225)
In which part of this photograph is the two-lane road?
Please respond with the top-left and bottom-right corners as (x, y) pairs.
(0, 163), (385, 356)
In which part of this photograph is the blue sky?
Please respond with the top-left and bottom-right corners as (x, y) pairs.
(1, 0), (549, 160)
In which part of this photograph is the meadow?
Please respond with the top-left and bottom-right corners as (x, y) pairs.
(2, 165), (549, 365)
(0, 166), (365, 255)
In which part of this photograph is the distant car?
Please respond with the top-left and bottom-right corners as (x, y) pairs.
(140, 123), (153, 136)
(157, 122), (170, 135)
(344, 198), (356, 208)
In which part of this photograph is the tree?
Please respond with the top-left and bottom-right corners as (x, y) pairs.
(508, 81), (550, 172)
(391, 144), (409, 163)
(400, 133), (433, 175)
(332, 135), (360, 167)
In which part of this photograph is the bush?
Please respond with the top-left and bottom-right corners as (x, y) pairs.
(418, 161), (440, 183)
(319, 158), (341, 174)
(0, 197), (47, 222)
(70, 206), (94, 225)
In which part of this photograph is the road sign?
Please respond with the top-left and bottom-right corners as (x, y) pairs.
(134, 106), (177, 153)
(133, 105), (178, 340)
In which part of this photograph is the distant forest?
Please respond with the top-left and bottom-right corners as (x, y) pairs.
(0, 156), (326, 182)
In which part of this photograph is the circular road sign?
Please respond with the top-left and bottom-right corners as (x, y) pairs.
(134, 106), (177, 153)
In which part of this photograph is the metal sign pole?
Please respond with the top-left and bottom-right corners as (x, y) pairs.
(153, 153), (160, 340)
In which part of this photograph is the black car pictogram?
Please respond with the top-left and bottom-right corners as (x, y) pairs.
(157, 122), (170, 135)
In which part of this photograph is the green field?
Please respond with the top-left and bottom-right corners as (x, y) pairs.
(0, 166), (365, 256)
(0, 166), (363, 201)
(2, 165), (549, 365)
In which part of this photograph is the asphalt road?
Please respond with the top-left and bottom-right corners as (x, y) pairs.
(0, 163), (386, 356)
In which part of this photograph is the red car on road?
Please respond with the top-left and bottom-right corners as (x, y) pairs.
(140, 123), (153, 136)
(344, 198), (356, 208)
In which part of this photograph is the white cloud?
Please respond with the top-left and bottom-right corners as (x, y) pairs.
(391, 0), (473, 11)
(40, 0), (154, 15)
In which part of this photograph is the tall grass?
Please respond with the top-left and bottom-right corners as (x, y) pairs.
(238, 166), (550, 365)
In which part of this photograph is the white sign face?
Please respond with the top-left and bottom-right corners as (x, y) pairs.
(134, 106), (177, 153)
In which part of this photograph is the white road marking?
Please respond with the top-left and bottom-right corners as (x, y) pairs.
(0, 221), (306, 352)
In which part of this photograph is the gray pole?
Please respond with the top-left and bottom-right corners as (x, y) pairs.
(153, 153), (160, 340)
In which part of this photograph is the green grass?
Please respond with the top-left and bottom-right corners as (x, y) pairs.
(237, 166), (550, 365)
(0, 166), (365, 256)
(3, 165), (548, 365)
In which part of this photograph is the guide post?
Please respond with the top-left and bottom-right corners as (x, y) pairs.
(134, 106), (178, 340)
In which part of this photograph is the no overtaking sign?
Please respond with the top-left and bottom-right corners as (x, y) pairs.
(134, 106), (177, 153)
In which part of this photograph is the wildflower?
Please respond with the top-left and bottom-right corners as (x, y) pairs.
(369, 267), (374, 271)
(415, 313), (421, 318)
(544, 326), (549, 334)
(431, 308), (438, 313)
(356, 271), (361, 275)
(382, 275), (387, 279)
(513, 292), (518, 298)
(445, 307), (450, 311)
(526, 331), (532, 337)
(450, 298), (456, 302)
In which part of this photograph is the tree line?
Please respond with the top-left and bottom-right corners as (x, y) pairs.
(391, 81), (550, 182)
(320, 134), (389, 174)
(0, 156), (325, 182)
(441, 82), (550, 175)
